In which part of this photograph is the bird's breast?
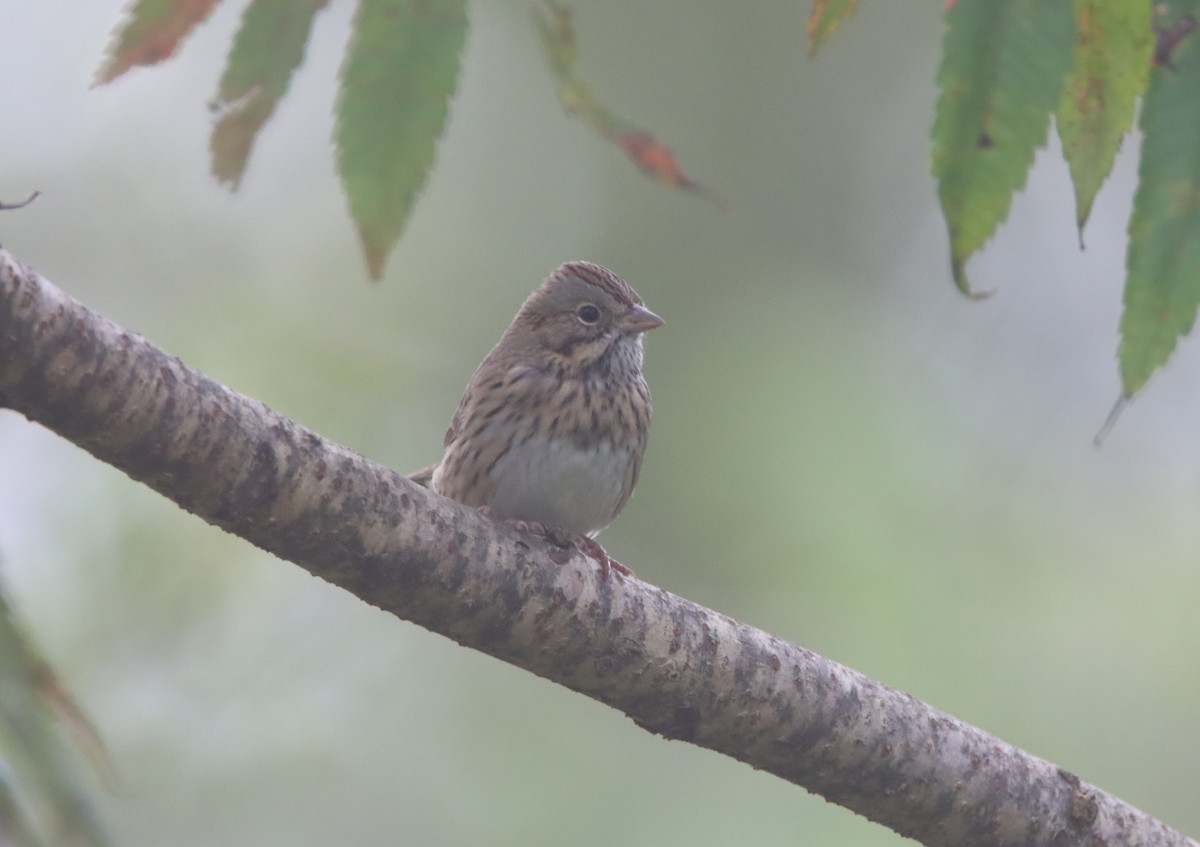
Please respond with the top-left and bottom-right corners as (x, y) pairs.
(485, 435), (636, 536)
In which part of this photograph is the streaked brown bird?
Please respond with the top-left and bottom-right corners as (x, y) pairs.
(413, 261), (662, 549)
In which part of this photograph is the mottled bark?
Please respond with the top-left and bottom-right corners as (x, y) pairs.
(0, 249), (1192, 847)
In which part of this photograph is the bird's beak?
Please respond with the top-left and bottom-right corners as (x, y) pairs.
(620, 304), (664, 334)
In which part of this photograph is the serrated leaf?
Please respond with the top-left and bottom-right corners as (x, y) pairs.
(931, 0), (1076, 296)
(1119, 2), (1200, 396)
(335, 0), (467, 280)
(95, 0), (222, 85)
(807, 0), (858, 56)
(210, 0), (328, 188)
(533, 1), (721, 205)
(1057, 0), (1153, 239)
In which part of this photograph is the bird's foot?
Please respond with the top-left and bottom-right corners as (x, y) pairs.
(495, 515), (632, 578)
(575, 535), (633, 579)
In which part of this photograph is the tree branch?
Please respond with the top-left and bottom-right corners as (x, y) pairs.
(0, 248), (1192, 847)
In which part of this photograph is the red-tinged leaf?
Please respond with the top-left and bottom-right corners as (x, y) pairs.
(618, 131), (724, 207)
(533, 1), (720, 205)
(1057, 0), (1153, 240)
(335, 0), (467, 280)
(807, 0), (858, 56)
(95, 0), (222, 85)
(210, 0), (328, 188)
(931, 0), (1075, 296)
(1119, 1), (1200, 396)
(211, 96), (278, 189)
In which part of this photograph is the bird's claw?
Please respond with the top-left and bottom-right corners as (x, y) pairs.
(576, 536), (633, 579)
(496, 515), (632, 578)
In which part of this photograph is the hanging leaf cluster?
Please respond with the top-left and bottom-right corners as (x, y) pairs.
(921, 0), (1198, 398)
(95, 0), (709, 280)
(97, 0), (1200, 397)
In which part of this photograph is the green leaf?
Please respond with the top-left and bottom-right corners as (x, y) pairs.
(0, 771), (46, 847)
(0, 579), (110, 847)
(1119, 2), (1200, 395)
(807, 0), (858, 56)
(931, 0), (1076, 296)
(533, 2), (615, 137)
(1057, 0), (1153, 239)
(210, 0), (328, 188)
(95, 0), (222, 85)
(335, 0), (467, 280)
(532, 1), (722, 205)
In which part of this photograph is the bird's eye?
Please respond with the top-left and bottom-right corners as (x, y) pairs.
(576, 303), (602, 324)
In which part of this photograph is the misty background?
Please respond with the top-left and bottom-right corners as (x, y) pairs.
(1, 2), (1198, 845)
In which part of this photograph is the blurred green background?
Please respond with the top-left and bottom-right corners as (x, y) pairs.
(2, 2), (1199, 845)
